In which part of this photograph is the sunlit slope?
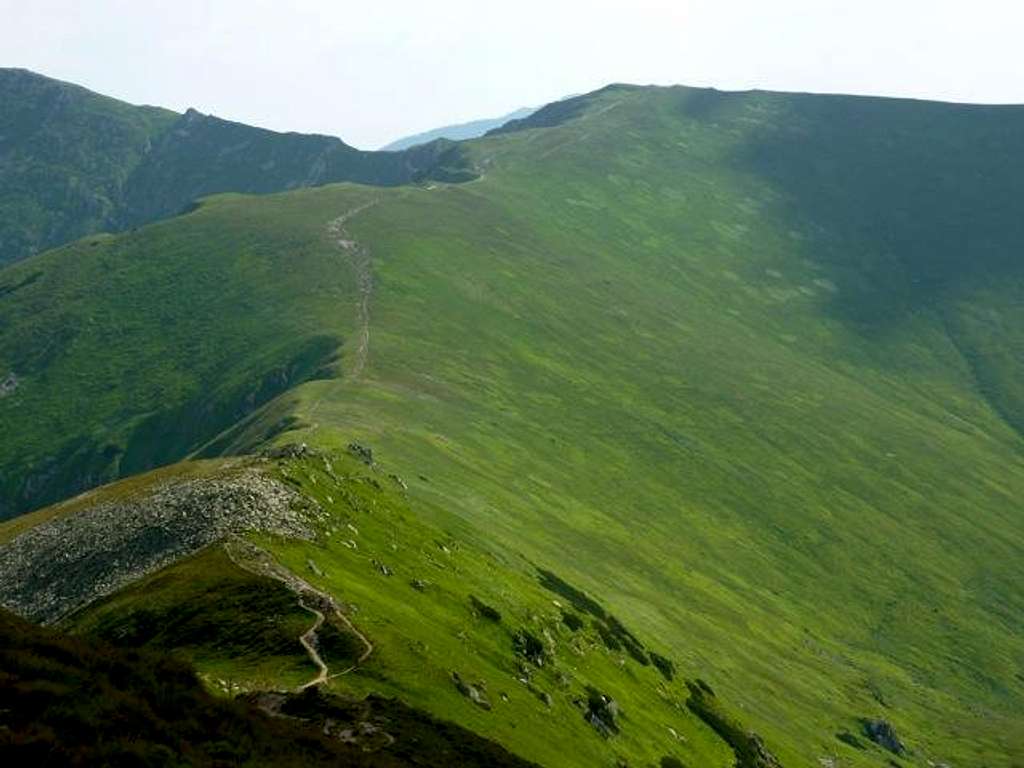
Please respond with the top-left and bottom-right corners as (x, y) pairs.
(1, 84), (1023, 764)
(273, 86), (1024, 764)
(52, 449), (736, 768)
(0, 186), (379, 516)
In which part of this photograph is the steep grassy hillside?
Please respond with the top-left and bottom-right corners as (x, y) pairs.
(53, 449), (737, 768)
(0, 604), (540, 766)
(0, 185), (372, 515)
(2, 84), (1024, 766)
(0, 68), (473, 266)
(70, 544), (325, 692)
(0, 68), (177, 265)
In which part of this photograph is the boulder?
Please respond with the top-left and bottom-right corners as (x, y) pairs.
(863, 719), (905, 754)
(584, 687), (620, 737)
(348, 442), (374, 465)
(452, 672), (492, 711)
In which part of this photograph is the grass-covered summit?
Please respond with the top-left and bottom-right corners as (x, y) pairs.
(1, 82), (1023, 766)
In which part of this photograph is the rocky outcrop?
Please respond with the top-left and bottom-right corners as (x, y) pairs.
(452, 672), (492, 711)
(0, 372), (17, 397)
(685, 680), (782, 768)
(583, 687), (620, 737)
(348, 442), (375, 465)
(862, 719), (905, 754)
(0, 467), (317, 623)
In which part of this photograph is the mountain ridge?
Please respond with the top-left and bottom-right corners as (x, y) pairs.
(1, 76), (1023, 767)
(0, 67), (475, 266)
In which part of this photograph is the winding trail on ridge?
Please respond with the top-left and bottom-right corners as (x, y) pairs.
(304, 198), (381, 434)
(296, 597), (329, 689)
(327, 200), (381, 381)
(224, 537), (373, 691)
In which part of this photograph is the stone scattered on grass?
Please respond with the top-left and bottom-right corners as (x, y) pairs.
(0, 468), (315, 623)
(583, 687), (620, 737)
(452, 671), (492, 711)
(513, 629), (547, 666)
(263, 442), (312, 459)
(348, 442), (374, 465)
(530, 687), (552, 708)
(0, 371), (17, 397)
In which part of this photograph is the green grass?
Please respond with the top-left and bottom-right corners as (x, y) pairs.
(261, 450), (735, 768)
(0, 605), (540, 767)
(62, 450), (738, 767)
(66, 545), (316, 690)
(0, 186), (375, 516)
(0, 68), (474, 267)
(2, 84), (1024, 766)
(282, 87), (1024, 765)
(0, 68), (177, 266)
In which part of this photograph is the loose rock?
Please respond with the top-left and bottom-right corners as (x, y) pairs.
(0, 371), (17, 397)
(0, 468), (315, 623)
(863, 719), (905, 754)
(452, 672), (492, 711)
(348, 442), (374, 465)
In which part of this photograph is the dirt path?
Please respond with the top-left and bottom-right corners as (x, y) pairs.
(224, 538), (373, 691)
(326, 200), (381, 381)
(296, 597), (329, 689)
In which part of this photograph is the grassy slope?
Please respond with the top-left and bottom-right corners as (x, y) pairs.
(261, 451), (743, 768)
(1, 85), (1023, 765)
(68, 545), (317, 690)
(0, 604), (541, 767)
(0, 186), (377, 516)
(273, 87), (1024, 765)
(64, 450), (735, 768)
(0, 68), (177, 264)
(0, 68), (474, 267)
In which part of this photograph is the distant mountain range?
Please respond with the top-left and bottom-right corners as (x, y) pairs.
(380, 106), (536, 151)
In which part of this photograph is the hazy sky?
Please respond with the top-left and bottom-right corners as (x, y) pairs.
(3, 1), (1021, 149)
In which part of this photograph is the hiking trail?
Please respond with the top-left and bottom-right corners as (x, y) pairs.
(224, 537), (373, 691)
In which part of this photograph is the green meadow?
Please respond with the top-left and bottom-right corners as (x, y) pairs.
(3, 84), (1023, 765)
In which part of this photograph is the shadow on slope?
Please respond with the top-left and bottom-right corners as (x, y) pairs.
(669, 87), (1024, 331)
(671, 86), (1024, 436)
(0, 607), (540, 767)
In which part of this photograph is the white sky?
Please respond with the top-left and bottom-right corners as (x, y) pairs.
(2, 0), (1021, 149)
